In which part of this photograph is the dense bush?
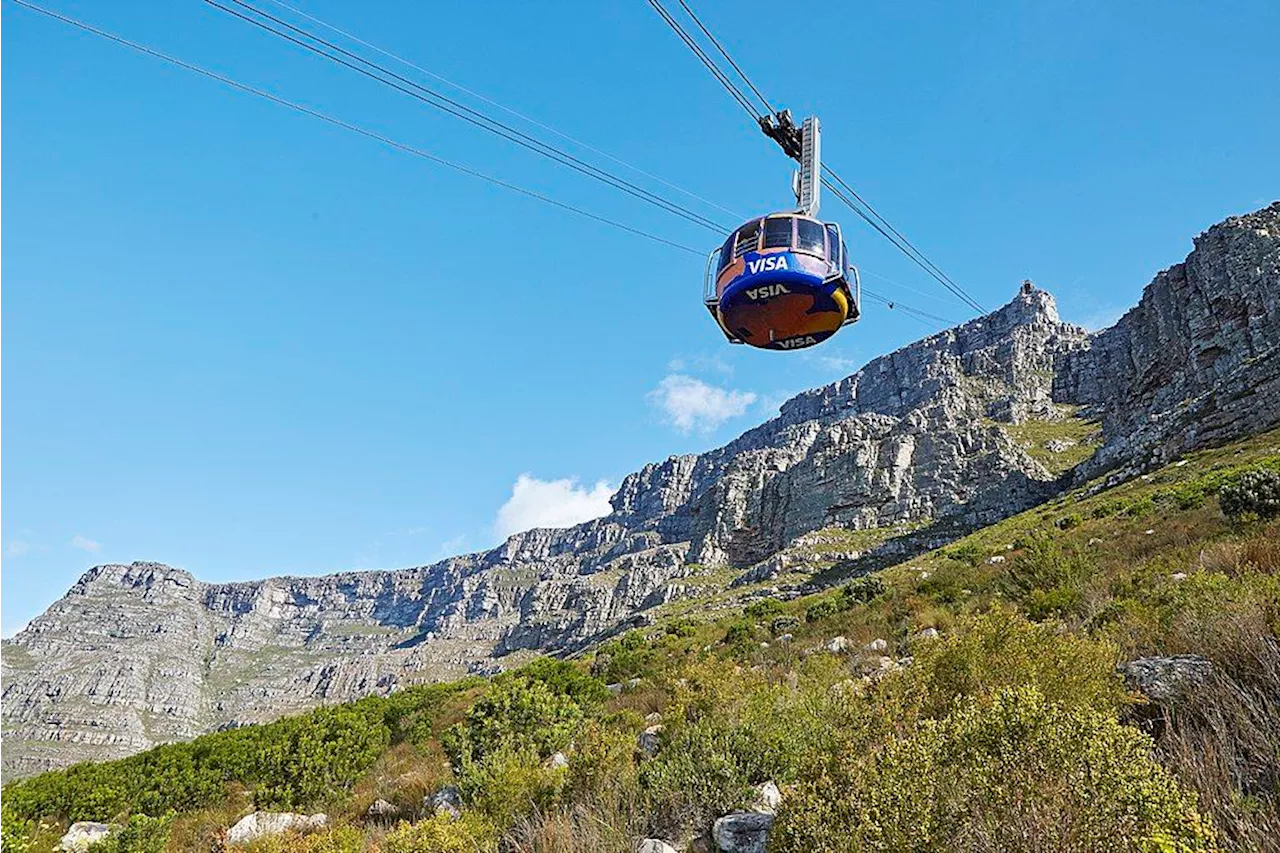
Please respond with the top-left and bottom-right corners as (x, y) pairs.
(90, 813), (174, 853)
(773, 686), (1219, 853)
(0, 808), (34, 853)
(1, 685), (463, 824)
(842, 574), (886, 603)
(442, 677), (585, 769)
(1220, 468), (1280, 522)
(381, 813), (497, 853)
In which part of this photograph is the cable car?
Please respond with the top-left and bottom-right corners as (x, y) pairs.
(703, 114), (860, 351)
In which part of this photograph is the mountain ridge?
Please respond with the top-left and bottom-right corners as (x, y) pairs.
(4, 201), (1277, 781)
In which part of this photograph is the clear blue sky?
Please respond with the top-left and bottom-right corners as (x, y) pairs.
(4, 0), (1278, 635)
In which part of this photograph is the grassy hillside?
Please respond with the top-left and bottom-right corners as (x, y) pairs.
(4, 428), (1279, 853)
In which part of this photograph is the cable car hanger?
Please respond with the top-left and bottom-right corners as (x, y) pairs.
(703, 115), (862, 351)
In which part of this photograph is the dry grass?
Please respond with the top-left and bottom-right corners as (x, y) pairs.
(502, 802), (640, 853)
(1148, 613), (1280, 853)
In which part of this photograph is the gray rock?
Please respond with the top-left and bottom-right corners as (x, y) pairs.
(712, 811), (775, 853)
(638, 724), (663, 756)
(1119, 655), (1214, 704)
(366, 799), (399, 820)
(918, 627), (940, 640)
(863, 638), (888, 653)
(636, 840), (679, 853)
(826, 636), (851, 653)
(547, 751), (569, 769)
(226, 812), (327, 845)
(750, 780), (782, 813)
(59, 822), (112, 852)
(428, 785), (462, 819)
(4, 204), (1278, 779)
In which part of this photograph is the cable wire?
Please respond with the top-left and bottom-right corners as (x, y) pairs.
(645, 0), (986, 315)
(824, 165), (984, 312)
(645, 0), (761, 121)
(674, 0), (773, 116)
(205, 0), (733, 235)
(262, 0), (746, 221)
(8, 0), (706, 256)
(11, 0), (966, 334)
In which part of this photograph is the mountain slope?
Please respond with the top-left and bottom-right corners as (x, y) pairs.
(3, 202), (1277, 781)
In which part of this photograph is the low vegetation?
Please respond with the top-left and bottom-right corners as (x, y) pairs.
(3, 429), (1279, 852)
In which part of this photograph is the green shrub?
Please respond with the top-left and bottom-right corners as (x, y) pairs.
(455, 746), (565, 827)
(382, 813), (498, 853)
(443, 678), (584, 769)
(907, 610), (1127, 718)
(237, 826), (365, 853)
(1220, 468), (1280, 522)
(805, 598), (843, 623)
(0, 807), (33, 853)
(769, 615), (800, 636)
(1000, 534), (1093, 619)
(773, 686), (1218, 853)
(744, 598), (784, 619)
(89, 813), (173, 853)
(842, 575), (886, 604)
(509, 658), (610, 711)
(721, 620), (757, 646)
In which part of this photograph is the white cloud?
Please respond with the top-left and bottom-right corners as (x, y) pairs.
(5, 540), (46, 559)
(494, 475), (615, 540)
(69, 534), (102, 553)
(667, 353), (734, 376)
(437, 534), (468, 558)
(648, 374), (757, 434)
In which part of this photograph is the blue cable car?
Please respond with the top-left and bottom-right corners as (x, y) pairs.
(704, 212), (860, 350)
(702, 115), (860, 351)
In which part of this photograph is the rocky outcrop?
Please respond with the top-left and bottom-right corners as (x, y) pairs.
(3, 204), (1277, 780)
(59, 822), (112, 852)
(226, 812), (327, 846)
(1120, 655), (1215, 705)
(1061, 203), (1280, 474)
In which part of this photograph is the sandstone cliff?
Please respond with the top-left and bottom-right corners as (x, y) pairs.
(3, 203), (1276, 780)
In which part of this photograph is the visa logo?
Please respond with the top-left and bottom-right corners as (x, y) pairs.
(775, 335), (819, 349)
(745, 284), (790, 300)
(746, 255), (789, 275)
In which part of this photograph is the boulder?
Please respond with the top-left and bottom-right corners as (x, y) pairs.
(366, 798), (399, 820)
(712, 811), (774, 853)
(1119, 655), (1213, 704)
(428, 785), (462, 819)
(917, 627), (940, 640)
(826, 636), (850, 653)
(226, 812), (327, 845)
(638, 724), (664, 756)
(59, 822), (112, 852)
(750, 780), (782, 813)
(863, 638), (888, 653)
(637, 840), (680, 853)
(547, 751), (569, 769)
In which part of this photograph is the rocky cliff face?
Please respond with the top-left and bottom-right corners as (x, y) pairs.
(4, 203), (1277, 781)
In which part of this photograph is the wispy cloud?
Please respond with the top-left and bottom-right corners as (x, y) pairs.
(69, 534), (102, 553)
(666, 352), (734, 376)
(437, 534), (468, 559)
(647, 374), (757, 434)
(494, 475), (614, 540)
(5, 540), (48, 559)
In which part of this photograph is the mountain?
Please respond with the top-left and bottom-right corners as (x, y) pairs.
(3, 202), (1277, 782)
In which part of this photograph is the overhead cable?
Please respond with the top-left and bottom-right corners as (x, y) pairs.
(205, 0), (732, 234)
(262, 0), (745, 221)
(8, 0), (707, 256)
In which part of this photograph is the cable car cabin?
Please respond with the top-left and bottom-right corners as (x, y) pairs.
(704, 213), (860, 351)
